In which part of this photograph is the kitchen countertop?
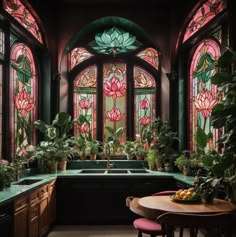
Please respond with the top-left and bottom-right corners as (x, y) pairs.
(0, 169), (195, 206)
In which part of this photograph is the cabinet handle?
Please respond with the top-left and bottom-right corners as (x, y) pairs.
(0, 213), (7, 218)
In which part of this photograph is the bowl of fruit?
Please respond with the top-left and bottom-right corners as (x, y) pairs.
(171, 188), (201, 203)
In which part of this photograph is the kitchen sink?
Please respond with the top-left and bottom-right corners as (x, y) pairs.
(105, 169), (129, 174)
(13, 179), (43, 185)
(79, 169), (106, 174)
(128, 169), (150, 173)
(79, 169), (150, 174)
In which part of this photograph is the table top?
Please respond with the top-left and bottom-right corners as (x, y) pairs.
(138, 195), (236, 214)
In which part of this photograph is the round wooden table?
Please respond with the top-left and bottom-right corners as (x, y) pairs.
(138, 195), (236, 214)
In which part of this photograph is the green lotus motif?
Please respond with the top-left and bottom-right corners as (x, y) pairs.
(90, 27), (140, 56)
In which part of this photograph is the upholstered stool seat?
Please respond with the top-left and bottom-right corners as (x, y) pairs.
(133, 217), (163, 237)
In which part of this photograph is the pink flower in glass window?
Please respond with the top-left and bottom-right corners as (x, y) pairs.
(106, 107), (123, 122)
(79, 123), (90, 133)
(140, 97), (149, 109)
(79, 97), (91, 110)
(15, 89), (34, 117)
(194, 89), (217, 118)
(139, 116), (151, 126)
(104, 77), (126, 99)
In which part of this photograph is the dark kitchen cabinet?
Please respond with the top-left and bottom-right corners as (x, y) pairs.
(56, 176), (176, 224)
(0, 201), (13, 237)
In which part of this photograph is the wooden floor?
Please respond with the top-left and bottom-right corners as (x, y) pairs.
(47, 225), (206, 237)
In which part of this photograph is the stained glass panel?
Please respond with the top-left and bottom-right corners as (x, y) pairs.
(10, 43), (37, 156)
(0, 65), (2, 159)
(137, 48), (159, 70)
(134, 66), (156, 139)
(3, 0), (43, 43)
(70, 47), (93, 70)
(103, 63), (126, 149)
(189, 39), (222, 151)
(183, 0), (225, 42)
(74, 65), (97, 138)
(0, 30), (4, 59)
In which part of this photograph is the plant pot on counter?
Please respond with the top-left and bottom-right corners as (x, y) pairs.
(58, 160), (67, 171)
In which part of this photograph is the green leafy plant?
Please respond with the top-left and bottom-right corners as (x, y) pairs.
(105, 126), (125, 155)
(34, 112), (76, 161)
(195, 48), (236, 202)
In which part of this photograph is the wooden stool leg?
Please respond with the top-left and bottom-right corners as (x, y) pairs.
(138, 231), (142, 237)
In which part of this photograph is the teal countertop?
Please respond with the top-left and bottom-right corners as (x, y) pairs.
(0, 169), (195, 206)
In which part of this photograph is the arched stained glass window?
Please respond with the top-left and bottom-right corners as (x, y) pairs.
(70, 47), (94, 70)
(183, 0), (225, 42)
(189, 39), (222, 151)
(134, 66), (156, 138)
(10, 43), (37, 156)
(136, 48), (159, 70)
(74, 65), (97, 138)
(0, 30), (4, 159)
(103, 63), (126, 143)
(0, 30), (4, 58)
(3, 0), (43, 43)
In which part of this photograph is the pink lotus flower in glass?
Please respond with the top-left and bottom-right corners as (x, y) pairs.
(194, 89), (217, 118)
(139, 116), (151, 125)
(79, 123), (90, 133)
(15, 89), (34, 117)
(106, 107), (123, 122)
(79, 97), (91, 110)
(140, 97), (149, 109)
(104, 77), (126, 99)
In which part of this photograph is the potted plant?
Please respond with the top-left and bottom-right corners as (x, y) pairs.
(175, 153), (192, 176)
(71, 134), (87, 160)
(123, 140), (136, 160)
(32, 141), (58, 173)
(86, 139), (102, 160)
(194, 49), (236, 203)
(154, 120), (179, 172)
(34, 112), (76, 171)
(105, 126), (125, 156)
(146, 148), (158, 170)
(134, 142), (147, 160)
(0, 160), (16, 190)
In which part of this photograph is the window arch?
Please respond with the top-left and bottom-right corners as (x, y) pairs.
(183, 0), (225, 42)
(3, 0), (43, 43)
(67, 23), (161, 151)
(10, 42), (38, 156)
(177, 0), (227, 152)
(189, 39), (222, 151)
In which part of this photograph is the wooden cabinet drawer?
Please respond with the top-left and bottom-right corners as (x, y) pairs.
(14, 195), (28, 212)
(39, 185), (48, 199)
(30, 190), (40, 205)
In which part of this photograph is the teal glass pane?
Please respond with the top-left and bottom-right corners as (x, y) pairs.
(90, 27), (141, 56)
(189, 39), (222, 151)
(10, 43), (37, 157)
(74, 65), (97, 139)
(134, 66), (156, 139)
(103, 63), (126, 152)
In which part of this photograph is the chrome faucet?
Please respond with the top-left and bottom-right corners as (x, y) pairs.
(105, 144), (113, 170)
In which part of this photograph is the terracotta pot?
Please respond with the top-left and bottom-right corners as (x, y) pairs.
(57, 160), (67, 171)
(90, 154), (97, 160)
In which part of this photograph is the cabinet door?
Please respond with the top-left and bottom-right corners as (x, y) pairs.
(39, 185), (49, 237)
(29, 189), (40, 237)
(0, 202), (13, 237)
(14, 195), (28, 237)
(48, 180), (56, 225)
